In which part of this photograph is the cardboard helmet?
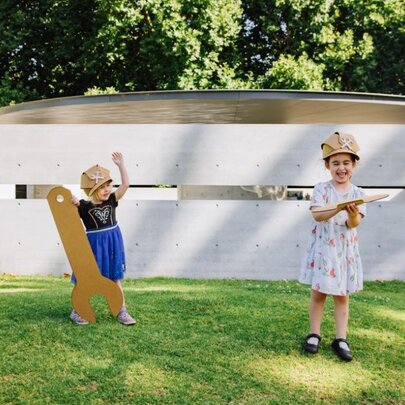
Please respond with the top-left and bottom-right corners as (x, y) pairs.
(321, 132), (360, 160)
(80, 165), (112, 196)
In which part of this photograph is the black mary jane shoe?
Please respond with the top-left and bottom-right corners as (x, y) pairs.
(332, 338), (353, 362)
(303, 333), (321, 354)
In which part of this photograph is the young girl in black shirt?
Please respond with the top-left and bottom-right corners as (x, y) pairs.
(70, 152), (135, 326)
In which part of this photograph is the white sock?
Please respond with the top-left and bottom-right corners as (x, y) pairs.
(307, 336), (319, 345)
(338, 341), (350, 351)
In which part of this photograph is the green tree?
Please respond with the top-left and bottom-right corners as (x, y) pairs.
(0, 0), (246, 106)
(333, 0), (405, 93)
(0, 0), (106, 104)
(260, 53), (325, 90)
(239, 0), (404, 92)
(134, 0), (246, 90)
(0, 0), (403, 107)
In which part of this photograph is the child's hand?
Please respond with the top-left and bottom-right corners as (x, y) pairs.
(345, 203), (359, 218)
(72, 195), (80, 207)
(112, 151), (130, 200)
(345, 203), (361, 228)
(112, 152), (124, 166)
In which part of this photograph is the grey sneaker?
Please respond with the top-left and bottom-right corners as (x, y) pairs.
(117, 308), (136, 326)
(70, 309), (89, 325)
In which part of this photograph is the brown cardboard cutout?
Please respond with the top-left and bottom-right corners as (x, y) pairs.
(47, 186), (123, 323)
(312, 193), (389, 213)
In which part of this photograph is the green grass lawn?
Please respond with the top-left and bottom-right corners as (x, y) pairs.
(0, 276), (404, 405)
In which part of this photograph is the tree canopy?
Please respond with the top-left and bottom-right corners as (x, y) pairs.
(0, 0), (404, 106)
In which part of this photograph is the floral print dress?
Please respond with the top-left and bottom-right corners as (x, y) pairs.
(299, 181), (366, 296)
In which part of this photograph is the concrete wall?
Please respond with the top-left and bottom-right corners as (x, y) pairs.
(1, 124), (404, 280)
(2, 124), (405, 186)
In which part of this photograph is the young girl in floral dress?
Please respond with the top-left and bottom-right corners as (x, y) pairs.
(299, 132), (365, 361)
(70, 152), (136, 326)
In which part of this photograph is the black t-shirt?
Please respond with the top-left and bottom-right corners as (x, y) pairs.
(78, 193), (118, 230)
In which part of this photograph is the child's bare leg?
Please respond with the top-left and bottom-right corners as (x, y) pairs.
(331, 294), (352, 360)
(115, 280), (125, 306)
(303, 289), (327, 352)
(332, 294), (349, 338)
(114, 280), (136, 325)
(309, 289), (327, 334)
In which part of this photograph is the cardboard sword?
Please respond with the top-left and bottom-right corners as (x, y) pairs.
(312, 193), (389, 213)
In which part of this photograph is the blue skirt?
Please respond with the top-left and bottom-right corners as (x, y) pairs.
(71, 224), (126, 283)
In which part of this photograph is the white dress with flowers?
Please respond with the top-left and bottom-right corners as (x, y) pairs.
(299, 181), (366, 296)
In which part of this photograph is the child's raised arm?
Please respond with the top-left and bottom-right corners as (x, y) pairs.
(112, 152), (130, 200)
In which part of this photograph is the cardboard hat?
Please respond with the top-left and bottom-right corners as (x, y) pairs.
(321, 132), (360, 160)
(80, 165), (112, 196)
